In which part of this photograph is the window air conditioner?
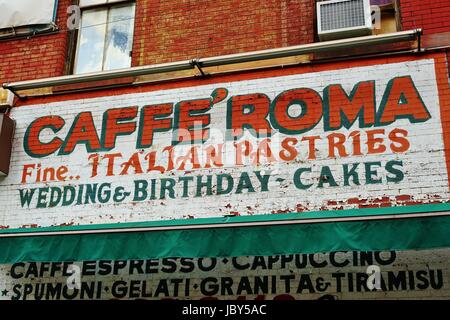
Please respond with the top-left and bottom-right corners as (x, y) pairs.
(317, 0), (373, 41)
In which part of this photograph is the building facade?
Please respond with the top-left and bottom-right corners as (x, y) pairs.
(0, 0), (449, 300)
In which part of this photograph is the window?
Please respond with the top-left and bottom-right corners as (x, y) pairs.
(370, 0), (400, 35)
(74, 0), (135, 74)
(0, 0), (58, 39)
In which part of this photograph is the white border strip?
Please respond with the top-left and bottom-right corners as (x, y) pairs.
(0, 211), (449, 238)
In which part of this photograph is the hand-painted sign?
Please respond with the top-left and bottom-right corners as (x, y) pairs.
(0, 58), (449, 228)
(0, 248), (447, 300)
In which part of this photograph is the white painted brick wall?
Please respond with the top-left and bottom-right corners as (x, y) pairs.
(0, 59), (448, 228)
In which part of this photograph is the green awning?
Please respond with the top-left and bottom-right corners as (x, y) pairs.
(1, 203), (450, 263)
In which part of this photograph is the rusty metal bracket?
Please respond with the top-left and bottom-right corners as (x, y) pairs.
(191, 59), (208, 77)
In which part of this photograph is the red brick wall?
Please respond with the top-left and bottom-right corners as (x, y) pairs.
(132, 0), (315, 65)
(0, 0), (316, 83)
(5, 0), (450, 85)
(400, 0), (450, 34)
(0, 0), (71, 84)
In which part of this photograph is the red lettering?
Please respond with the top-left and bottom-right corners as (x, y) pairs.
(174, 99), (210, 144)
(25, 116), (65, 157)
(61, 112), (101, 154)
(366, 129), (387, 154)
(389, 128), (410, 153)
(228, 94), (271, 138)
(102, 107), (138, 150)
(271, 88), (322, 134)
(326, 81), (375, 130)
(138, 103), (173, 148)
(327, 133), (349, 158)
(377, 76), (431, 124)
(279, 137), (298, 161)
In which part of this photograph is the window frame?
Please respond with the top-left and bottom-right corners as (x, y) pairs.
(0, 0), (59, 40)
(78, 0), (134, 10)
(72, 0), (136, 75)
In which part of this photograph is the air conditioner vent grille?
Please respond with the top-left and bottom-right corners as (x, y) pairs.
(320, 0), (366, 32)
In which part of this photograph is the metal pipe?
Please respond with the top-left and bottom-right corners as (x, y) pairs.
(2, 29), (421, 93)
(199, 29), (421, 67)
(3, 59), (195, 91)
